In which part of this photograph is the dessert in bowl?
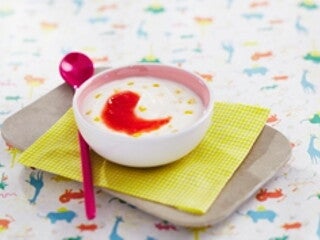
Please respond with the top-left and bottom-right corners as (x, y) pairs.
(73, 64), (214, 167)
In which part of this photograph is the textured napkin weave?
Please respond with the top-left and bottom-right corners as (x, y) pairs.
(19, 102), (269, 214)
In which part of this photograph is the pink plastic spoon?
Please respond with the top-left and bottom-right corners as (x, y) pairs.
(59, 52), (95, 219)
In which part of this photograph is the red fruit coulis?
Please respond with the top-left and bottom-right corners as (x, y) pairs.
(101, 90), (171, 135)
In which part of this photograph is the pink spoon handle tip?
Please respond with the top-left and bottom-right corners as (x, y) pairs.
(78, 132), (96, 220)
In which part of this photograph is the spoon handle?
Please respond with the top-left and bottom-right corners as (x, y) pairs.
(78, 131), (96, 219)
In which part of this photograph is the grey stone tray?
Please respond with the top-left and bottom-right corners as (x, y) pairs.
(1, 80), (291, 227)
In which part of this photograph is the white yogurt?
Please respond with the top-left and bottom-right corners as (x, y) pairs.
(82, 77), (205, 137)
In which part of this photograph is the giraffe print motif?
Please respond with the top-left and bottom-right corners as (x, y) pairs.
(300, 70), (316, 94)
(307, 134), (320, 164)
(26, 171), (44, 204)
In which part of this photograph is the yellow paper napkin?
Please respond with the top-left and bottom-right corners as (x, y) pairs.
(18, 102), (269, 214)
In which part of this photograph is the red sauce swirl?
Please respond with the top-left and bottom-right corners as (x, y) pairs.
(101, 90), (171, 135)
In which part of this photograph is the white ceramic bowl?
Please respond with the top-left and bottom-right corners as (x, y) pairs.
(73, 64), (214, 167)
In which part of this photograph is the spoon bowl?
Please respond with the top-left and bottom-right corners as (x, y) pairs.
(59, 52), (94, 88)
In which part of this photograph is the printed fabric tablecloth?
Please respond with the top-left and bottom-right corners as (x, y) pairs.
(0, 1), (320, 239)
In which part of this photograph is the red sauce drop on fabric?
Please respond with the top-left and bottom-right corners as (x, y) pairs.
(101, 90), (171, 135)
